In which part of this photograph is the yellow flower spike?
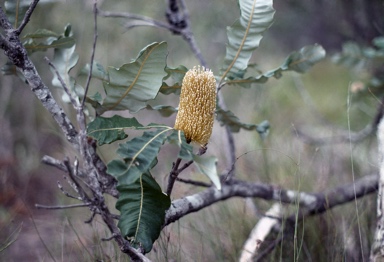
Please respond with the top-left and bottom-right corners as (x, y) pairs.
(174, 66), (217, 146)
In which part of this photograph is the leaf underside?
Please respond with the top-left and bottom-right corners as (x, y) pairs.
(99, 42), (168, 113)
(221, 0), (275, 80)
(226, 44), (326, 88)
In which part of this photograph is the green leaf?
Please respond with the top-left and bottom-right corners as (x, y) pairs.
(281, 44), (326, 73)
(159, 65), (187, 95)
(87, 115), (144, 146)
(332, 42), (366, 70)
(24, 37), (76, 52)
(24, 29), (60, 39)
(216, 106), (270, 136)
(193, 155), (220, 190)
(4, 0), (30, 28)
(146, 104), (178, 117)
(107, 128), (170, 184)
(116, 173), (171, 253)
(51, 45), (78, 86)
(49, 44), (83, 102)
(227, 44), (326, 88)
(167, 130), (193, 160)
(221, 0), (275, 79)
(101, 42), (168, 113)
(82, 61), (109, 81)
(373, 37), (384, 50)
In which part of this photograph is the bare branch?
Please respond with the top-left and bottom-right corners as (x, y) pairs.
(35, 203), (90, 210)
(240, 203), (282, 262)
(176, 177), (211, 187)
(84, 211), (97, 224)
(57, 181), (82, 200)
(371, 117), (384, 259)
(296, 124), (376, 145)
(102, 233), (118, 241)
(165, 174), (378, 226)
(296, 95), (384, 146)
(82, 1), (98, 106)
(0, 7), (13, 30)
(15, 0), (40, 35)
(63, 158), (91, 202)
(45, 57), (78, 106)
(0, 8), (79, 148)
(41, 155), (67, 172)
(166, 158), (183, 196)
(98, 10), (176, 32)
(166, 146), (207, 196)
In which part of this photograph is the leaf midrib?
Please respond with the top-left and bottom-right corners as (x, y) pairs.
(108, 43), (160, 110)
(220, 0), (257, 84)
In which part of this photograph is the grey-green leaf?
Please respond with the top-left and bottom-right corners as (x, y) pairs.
(146, 104), (178, 117)
(4, 0), (30, 28)
(101, 42), (168, 113)
(87, 115), (144, 146)
(227, 44), (326, 88)
(282, 44), (326, 73)
(221, 0), (275, 79)
(332, 42), (366, 70)
(82, 61), (108, 81)
(116, 173), (171, 253)
(193, 155), (220, 190)
(24, 29), (60, 39)
(167, 129), (193, 160)
(159, 65), (187, 95)
(216, 106), (270, 136)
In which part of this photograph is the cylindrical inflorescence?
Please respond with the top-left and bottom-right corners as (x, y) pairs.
(174, 66), (217, 146)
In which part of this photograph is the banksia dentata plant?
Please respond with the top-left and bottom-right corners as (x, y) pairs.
(174, 66), (217, 146)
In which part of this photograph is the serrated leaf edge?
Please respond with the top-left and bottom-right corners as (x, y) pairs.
(108, 42), (163, 110)
(220, 0), (257, 83)
(125, 127), (172, 173)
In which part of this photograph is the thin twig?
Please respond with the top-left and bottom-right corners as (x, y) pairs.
(84, 211), (97, 224)
(176, 177), (211, 187)
(82, 0), (98, 106)
(295, 124), (375, 145)
(99, 10), (176, 32)
(102, 233), (118, 241)
(296, 94), (384, 146)
(45, 57), (78, 107)
(41, 155), (67, 172)
(166, 158), (182, 196)
(166, 146), (207, 196)
(63, 158), (91, 202)
(57, 181), (82, 200)
(35, 203), (90, 210)
(16, 0), (40, 35)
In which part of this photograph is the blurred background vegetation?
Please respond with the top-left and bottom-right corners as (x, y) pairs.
(1, 0), (383, 261)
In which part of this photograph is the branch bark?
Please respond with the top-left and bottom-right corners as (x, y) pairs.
(370, 117), (384, 260)
(165, 174), (378, 226)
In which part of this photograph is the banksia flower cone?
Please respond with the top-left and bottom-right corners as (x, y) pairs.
(174, 66), (217, 146)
